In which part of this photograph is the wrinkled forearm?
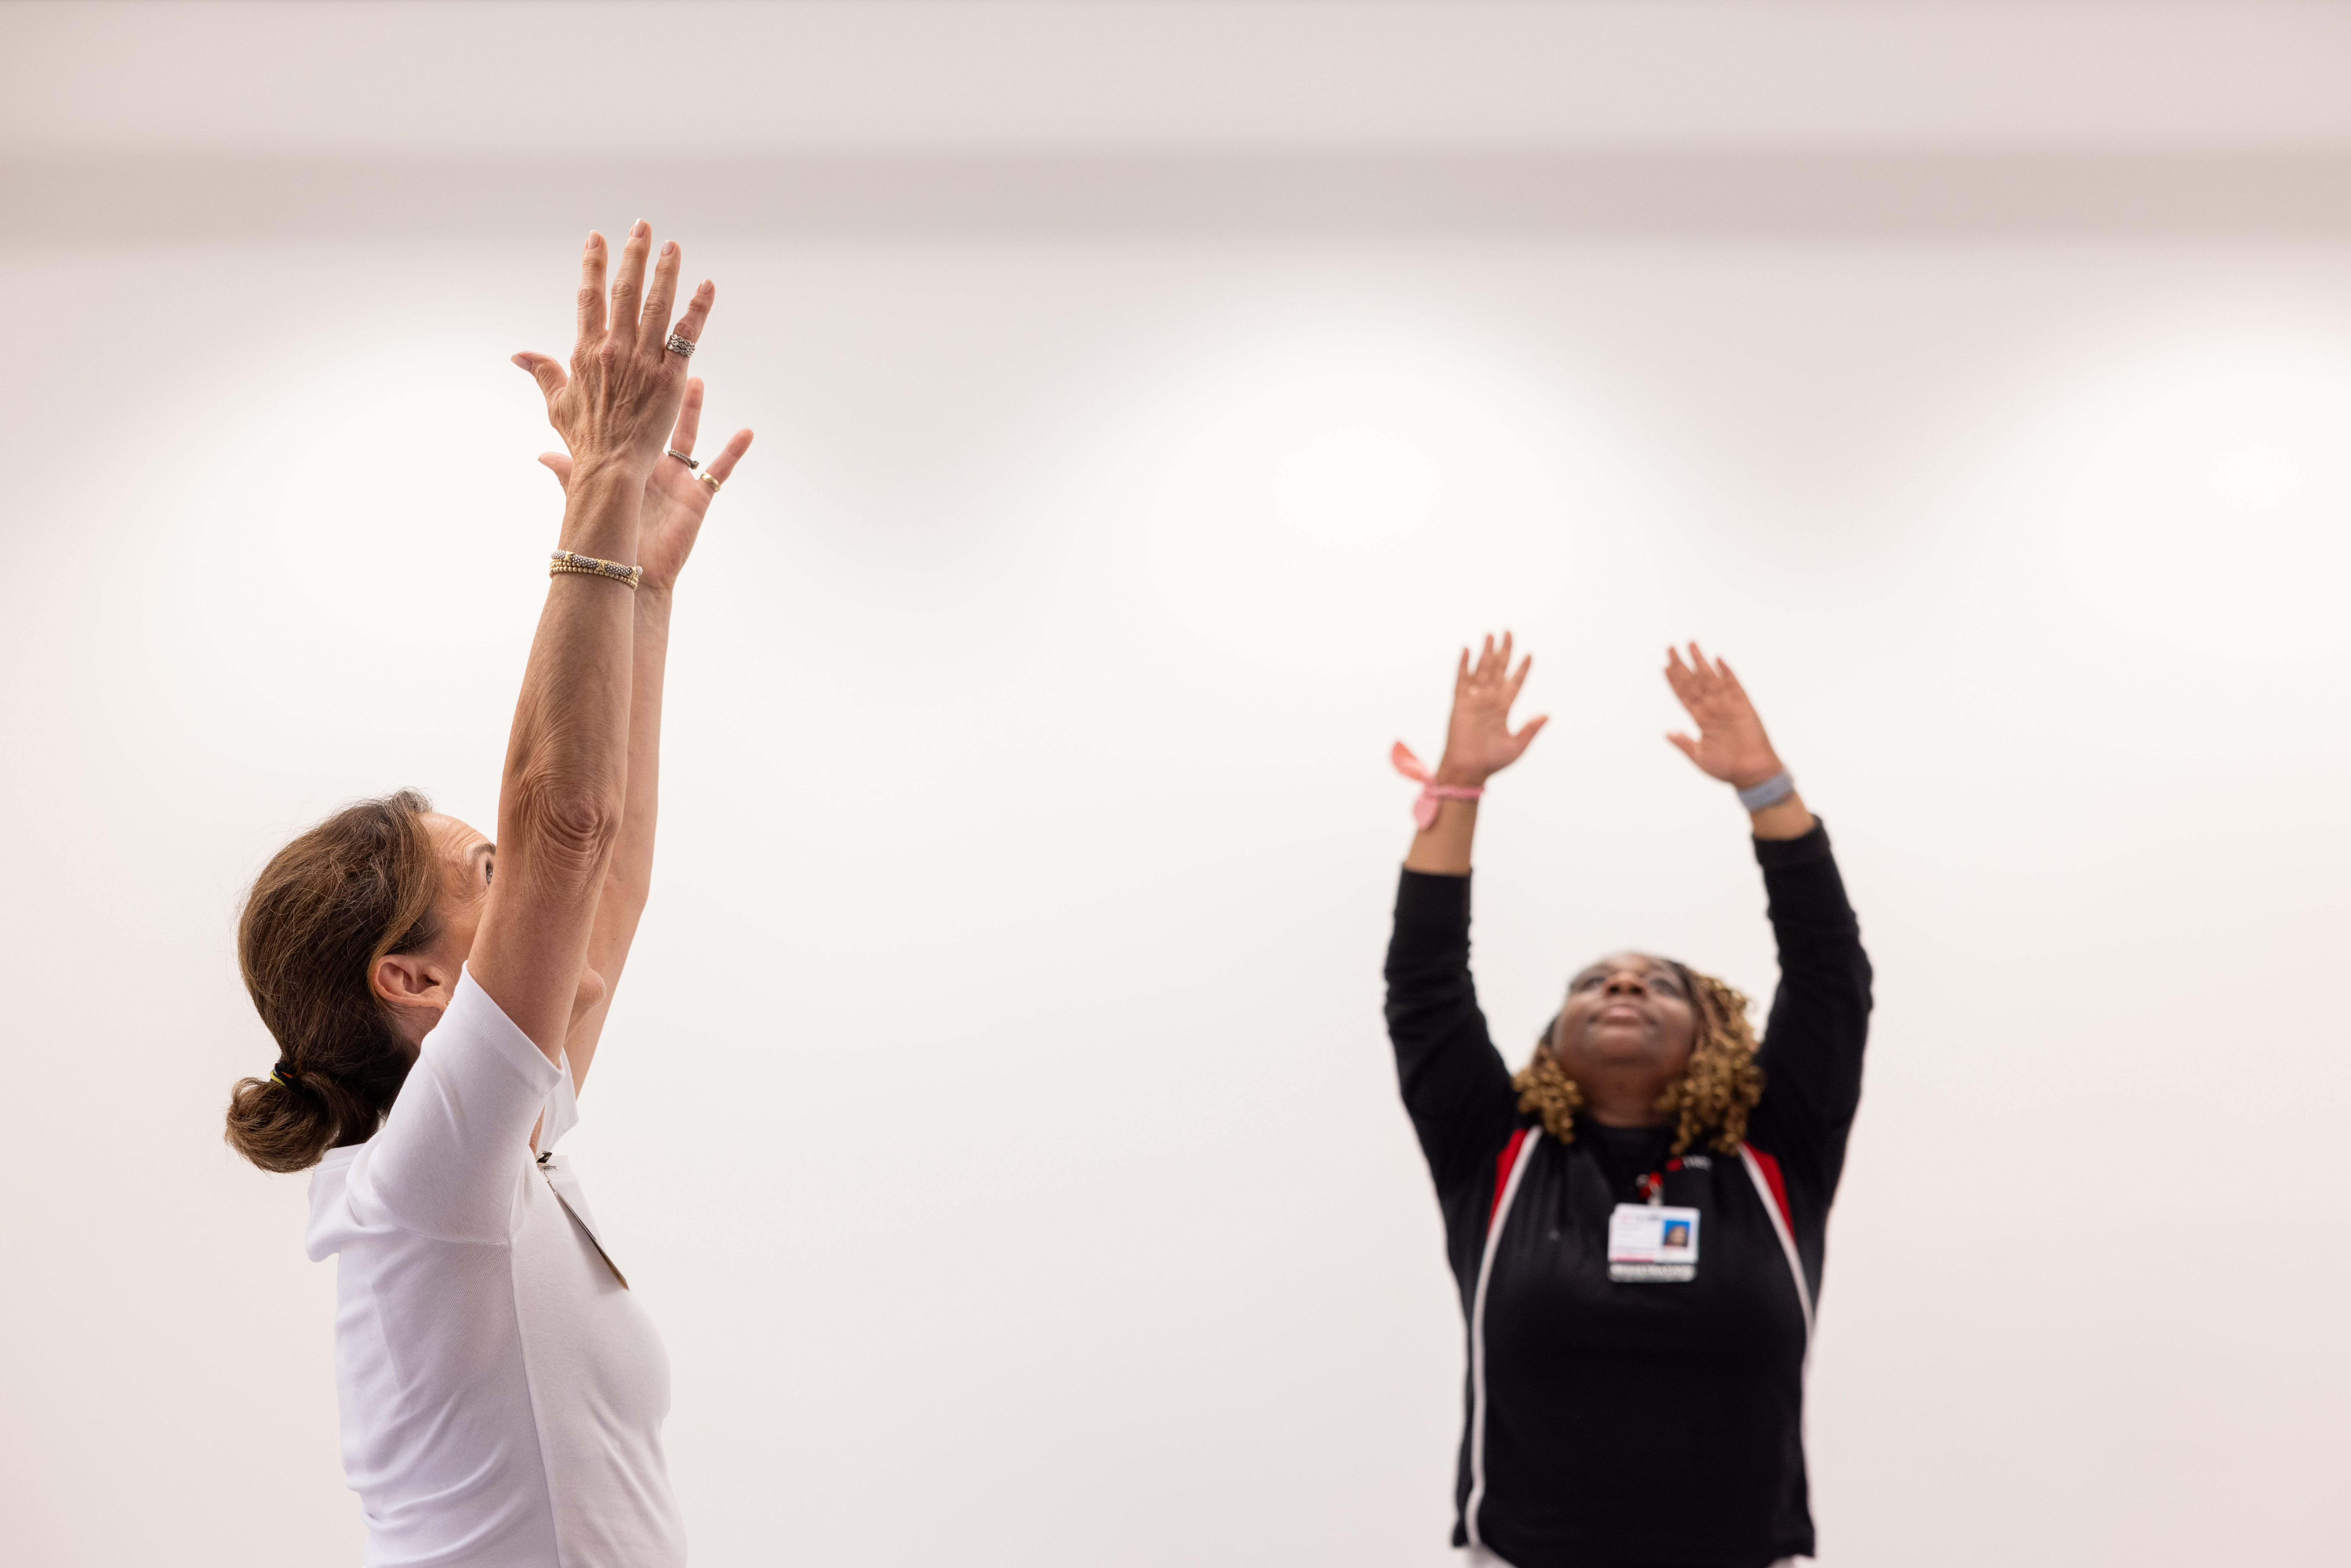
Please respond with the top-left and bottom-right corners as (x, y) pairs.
(478, 461), (644, 1059)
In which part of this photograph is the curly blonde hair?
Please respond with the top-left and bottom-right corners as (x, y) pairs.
(1510, 962), (1764, 1156)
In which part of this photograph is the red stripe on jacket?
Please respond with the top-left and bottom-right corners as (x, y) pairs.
(1746, 1143), (1795, 1234)
(1490, 1127), (1530, 1232)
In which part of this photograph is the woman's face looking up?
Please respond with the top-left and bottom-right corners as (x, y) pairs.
(424, 812), (495, 960)
(412, 812), (605, 1035)
(1550, 953), (1699, 1118)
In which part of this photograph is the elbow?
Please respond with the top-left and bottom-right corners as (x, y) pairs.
(602, 859), (652, 914)
(508, 775), (625, 873)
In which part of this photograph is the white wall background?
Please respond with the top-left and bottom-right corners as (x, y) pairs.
(4, 5), (2349, 1566)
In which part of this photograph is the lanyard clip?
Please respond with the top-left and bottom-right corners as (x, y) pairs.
(1637, 1172), (1664, 1207)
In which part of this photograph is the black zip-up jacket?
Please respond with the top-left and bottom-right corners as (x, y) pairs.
(1384, 822), (1871, 1568)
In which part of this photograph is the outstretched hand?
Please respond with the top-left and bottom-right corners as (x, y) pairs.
(1437, 632), (1548, 786)
(513, 223), (708, 479)
(1663, 642), (1782, 788)
(538, 377), (754, 594)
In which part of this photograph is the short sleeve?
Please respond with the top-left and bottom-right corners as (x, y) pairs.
(537, 1047), (582, 1154)
(352, 967), (564, 1244)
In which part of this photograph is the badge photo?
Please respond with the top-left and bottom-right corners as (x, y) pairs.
(1607, 1204), (1701, 1283)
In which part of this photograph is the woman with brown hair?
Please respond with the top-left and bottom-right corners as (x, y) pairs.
(1385, 635), (1873, 1568)
(224, 223), (751, 1566)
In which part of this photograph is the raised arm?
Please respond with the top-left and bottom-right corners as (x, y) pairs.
(1386, 633), (1545, 1204)
(1664, 642), (1870, 1200)
(532, 379), (755, 1090)
(473, 224), (710, 1062)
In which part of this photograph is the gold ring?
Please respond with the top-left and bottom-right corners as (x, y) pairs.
(697, 472), (721, 494)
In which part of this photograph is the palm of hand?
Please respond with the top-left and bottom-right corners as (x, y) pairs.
(1447, 679), (1522, 776)
(1440, 633), (1546, 784)
(1675, 695), (1774, 782)
(1664, 643), (1781, 787)
(634, 466), (709, 592)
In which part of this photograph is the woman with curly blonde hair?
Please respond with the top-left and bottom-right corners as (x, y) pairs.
(1384, 636), (1872, 1568)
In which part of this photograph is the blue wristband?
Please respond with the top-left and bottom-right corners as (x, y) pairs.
(1735, 770), (1795, 811)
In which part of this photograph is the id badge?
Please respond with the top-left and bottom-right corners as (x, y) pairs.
(1608, 1203), (1700, 1283)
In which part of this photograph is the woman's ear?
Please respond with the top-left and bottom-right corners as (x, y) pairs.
(372, 951), (456, 1017)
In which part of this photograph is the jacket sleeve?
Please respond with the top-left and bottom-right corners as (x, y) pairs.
(1384, 868), (1522, 1206)
(1744, 820), (1873, 1211)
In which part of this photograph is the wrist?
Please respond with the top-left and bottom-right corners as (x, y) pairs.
(564, 452), (649, 489)
(1735, 766), (1796, 813)
(1749, 791), (1814, 840)
(1432, 758), (1491, 790)
(557, 459), (648, 556)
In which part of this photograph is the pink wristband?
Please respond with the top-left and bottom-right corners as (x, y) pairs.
(1391, 741), (1484, 829)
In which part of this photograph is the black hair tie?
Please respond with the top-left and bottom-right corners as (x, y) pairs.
(269, 1061), (299, 1087)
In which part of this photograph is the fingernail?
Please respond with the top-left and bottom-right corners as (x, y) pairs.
(634, 219), (649, 235)
(697, 280), (712, 296)
(585, 231), (601, 250)
(662, 240), (677, 257)
(511, 353), (529, 369)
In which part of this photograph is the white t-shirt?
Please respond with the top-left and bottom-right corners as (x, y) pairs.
(306, 969), (686, 1567)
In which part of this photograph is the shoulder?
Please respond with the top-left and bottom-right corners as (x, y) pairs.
(422, 969), (566, 1094)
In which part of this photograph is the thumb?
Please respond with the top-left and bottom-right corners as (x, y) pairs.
(1666, 731), (1701, 764)
(511, 351), (568, 402)
(1510, 714), (1549, 753)
(536, 451), (574, 491)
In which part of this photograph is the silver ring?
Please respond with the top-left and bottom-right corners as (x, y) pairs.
(665, 333), (697, 358)
(664, 447), (698, 469)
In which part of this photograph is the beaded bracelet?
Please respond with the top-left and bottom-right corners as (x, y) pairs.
(548, 550), (642, 590)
